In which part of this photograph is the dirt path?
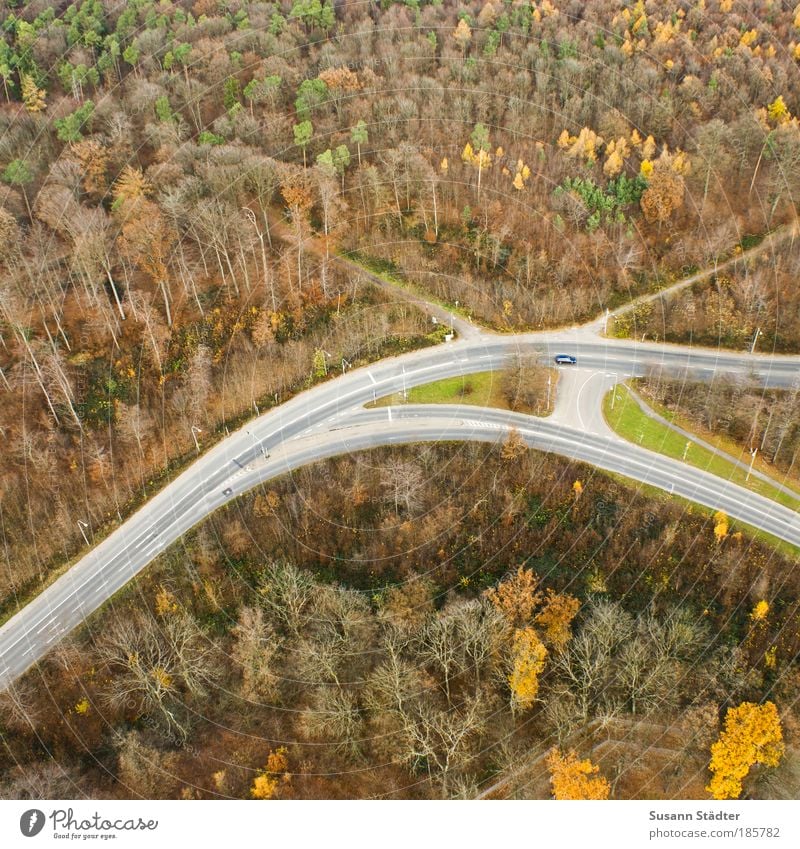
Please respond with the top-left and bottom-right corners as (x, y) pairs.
(265, 210), (481, 339)
(585, 223), (798, 335)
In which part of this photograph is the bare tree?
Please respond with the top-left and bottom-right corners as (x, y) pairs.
(380, 458), (424, 515)
(231, 605), (282, 702)
(300, 687), (364, 759)
(258, 561), (316, 637)
(98, 609), (219, 740)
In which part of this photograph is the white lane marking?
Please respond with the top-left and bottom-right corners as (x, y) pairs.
(574, 371), (604, 433)
(5, 346), (800, 674)
(140, 538), (164, 557)
(367, 371), (376, 384)
(388, 407), (392, 422)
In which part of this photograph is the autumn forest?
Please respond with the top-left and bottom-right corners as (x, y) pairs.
(1, 0), (799, 802)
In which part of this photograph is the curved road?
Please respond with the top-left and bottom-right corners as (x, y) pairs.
(1, 327), (799, 690)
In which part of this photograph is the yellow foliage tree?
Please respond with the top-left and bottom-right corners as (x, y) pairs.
(251, 773), (279, 800)
(500, 427), (527, 463)
(453, 18), (472, 54)
(546, 748), (610, 799)
(113, 165), (151, 205)
(565, 127), (603, 162)
(767, 95), (791, 125)
(251, 747), (290, 799)
(557, 128), (575, 149)
(750, 600), (769, 621)
(603, 146), (625, 177)
(739, 29), (758, 48)
(20, 73), (46, 113)
(155, 585), (179, 616)
(508, 627), (547, 710)
(71, 138), (109, 197)
(713, 510), (729, 543)
(556, 130), (578, 150)
(707, 702), (784, 800)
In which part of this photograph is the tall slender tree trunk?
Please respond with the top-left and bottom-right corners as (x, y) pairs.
(159, 279), (173, 327)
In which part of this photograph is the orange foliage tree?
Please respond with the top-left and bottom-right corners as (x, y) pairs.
(117, 198), (177, 326)
(546, 748), (610, 799)
(485, 566), (542, 627)
(535, 589), (580, 651)
(640, 166), (684, 224)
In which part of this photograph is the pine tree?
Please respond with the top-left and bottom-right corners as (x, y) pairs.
(20, 73), (46, 113)
(112, 165), (151, 207)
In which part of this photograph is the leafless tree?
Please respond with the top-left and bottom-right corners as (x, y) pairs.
(231, 605), (282, 702)
(380, 458), (424, 515)
(258, 561), (316, 637)
(99, 609), (219, 740)
(300, 687), (364, 759)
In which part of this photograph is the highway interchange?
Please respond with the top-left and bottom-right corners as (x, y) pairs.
(1, 311), (800, 692)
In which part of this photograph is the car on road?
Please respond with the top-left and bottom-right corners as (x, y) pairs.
(222, 487), (233, 497)
(554, 354), (578, 365)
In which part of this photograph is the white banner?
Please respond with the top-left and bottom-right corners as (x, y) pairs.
(0, 799), (797, 849)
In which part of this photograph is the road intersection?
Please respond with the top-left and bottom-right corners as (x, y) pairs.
(1, 303), (799, 691)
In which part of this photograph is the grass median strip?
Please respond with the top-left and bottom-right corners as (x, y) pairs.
(603, 383), (800, 514)
(368, 371), (506, 409)
(367, 369), (557, 416)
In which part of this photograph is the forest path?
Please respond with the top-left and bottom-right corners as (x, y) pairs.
(582, 223), (798, 336)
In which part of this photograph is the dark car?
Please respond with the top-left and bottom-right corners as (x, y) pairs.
(222, 487), (234, 497)
(554, 354), (578, 365)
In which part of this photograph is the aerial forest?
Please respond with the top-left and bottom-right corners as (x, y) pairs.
(0, 0), (799, 800)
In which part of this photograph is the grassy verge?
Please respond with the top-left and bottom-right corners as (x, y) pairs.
(603, 384), (800, 512)
(605, 471), (800, 559)
(632, 380), (800, 496)
(369, 370), (504, 409)
(367, 369), (557, 416)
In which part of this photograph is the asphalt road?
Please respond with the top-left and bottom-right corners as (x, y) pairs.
(1, 330), (799, 691)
